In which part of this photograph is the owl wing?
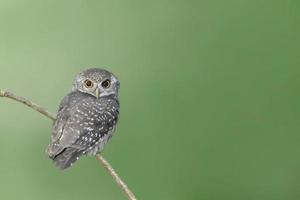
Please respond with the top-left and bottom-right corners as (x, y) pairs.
(47, 92), (80, 157)
(50, 94), (71, 142)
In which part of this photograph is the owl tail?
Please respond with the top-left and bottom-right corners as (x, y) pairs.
(52, 148), (83, 170)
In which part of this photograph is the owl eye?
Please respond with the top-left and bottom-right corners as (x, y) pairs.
(84, 79), (94, 88)
(101, 79), (111, 88)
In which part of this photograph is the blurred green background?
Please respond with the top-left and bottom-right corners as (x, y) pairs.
(0, 0), (299, 199)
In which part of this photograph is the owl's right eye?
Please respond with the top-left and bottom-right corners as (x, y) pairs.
(84, 79), (94, 88)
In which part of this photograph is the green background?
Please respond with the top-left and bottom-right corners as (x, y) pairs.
(0, 0), (299, 199)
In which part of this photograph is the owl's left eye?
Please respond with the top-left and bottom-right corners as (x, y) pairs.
(101, 79), (111, 88)
(84, 79), (94, 88)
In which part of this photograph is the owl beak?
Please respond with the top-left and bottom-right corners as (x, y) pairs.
(95, 88), (100, 99)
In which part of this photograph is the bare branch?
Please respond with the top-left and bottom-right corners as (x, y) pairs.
(0, 88), (137, 200)
(0, 89), (55, 120)
(96, 154), (137, 200)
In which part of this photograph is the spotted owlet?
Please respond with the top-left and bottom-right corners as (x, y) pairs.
(47, 68), (120, 170)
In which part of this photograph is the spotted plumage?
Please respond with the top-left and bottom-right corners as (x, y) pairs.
(47, 68), (120, 170)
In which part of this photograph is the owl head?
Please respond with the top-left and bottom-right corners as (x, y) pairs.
(72, 68), (120, 98)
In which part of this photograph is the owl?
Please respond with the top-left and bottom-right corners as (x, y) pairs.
(47, 68), (120, 170)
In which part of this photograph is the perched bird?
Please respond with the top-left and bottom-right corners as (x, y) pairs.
(47, 68), (120, 170)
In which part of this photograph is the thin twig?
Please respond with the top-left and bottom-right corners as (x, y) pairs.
(96, 154), (136, 200)
(0, 88), (137, 200)
(0, 89), (55, 120)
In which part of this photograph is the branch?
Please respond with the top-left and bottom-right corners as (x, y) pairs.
(0, 89), (137, 200)
(0, 90), (55, 121)
(96, 154), (136, 200)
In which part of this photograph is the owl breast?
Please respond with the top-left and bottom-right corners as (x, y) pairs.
(69, 94), (119, 156)
(86, 124), (116, 155)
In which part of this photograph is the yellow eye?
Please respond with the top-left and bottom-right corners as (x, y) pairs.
(84, 79), (94, 88)
(101, 79), (111, 88)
